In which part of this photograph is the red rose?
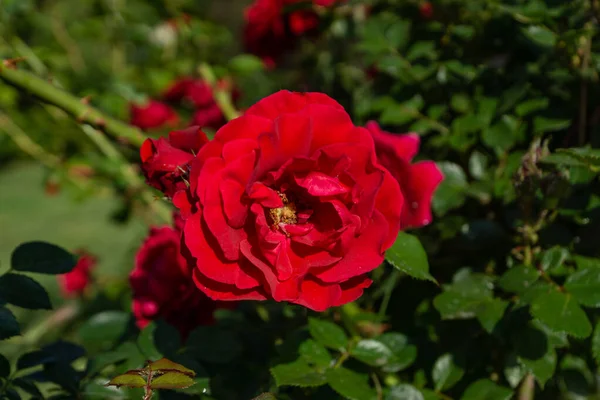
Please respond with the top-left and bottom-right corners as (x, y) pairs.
(130, 100), (179, 130)
(165, 90), (405, 311)
(243, 0), (291, 66)
(365, 121), (443, 229)
(140, 126), (209, 198)
(163, 78), (214, 109)
(419, 2), (434, 19)
(130, 216), (230, 337)
(58, 250), (96, 298)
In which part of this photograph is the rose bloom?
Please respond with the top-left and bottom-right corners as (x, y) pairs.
(58, 250), (96, 298)
(243, 0), (337, 66)
(140, 126), (208, 198)
(365, 121), (443, 229)
(130, 100), (179, 130)
(130, 216), (230, 337)
(141, 91), (441, 311)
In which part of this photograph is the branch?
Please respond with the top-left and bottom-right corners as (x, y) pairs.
(198, 63), (241, 121)
(0, 63), (145, 146)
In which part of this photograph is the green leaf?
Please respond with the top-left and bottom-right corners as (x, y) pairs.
(308, 318), (348, 351)
(380, 96), (424, 125)
(460, 379), (513, 400)
(326, 367), (377, 400)
(521, 25), (556, 47)
(377, 333), (417, 372)
(0, 353), (10, 378)
(592, 322), (600, 365)
(515, 98), (549, 117)
(482, 115), (522, 152)
(153, 319), (181, 356)
(228, 54), (264, 75)
(0, 273), (51, 310)
(106, 371), (146, 388)
(468, 151), (489, 180)
(147, 358), (195, 376)
(351, 339), (393, 367)
(557, 147), (600, 167)
(498, 265), (540, 293)
(271, 360), (327, 387)
(385, 384), (425, 400)
(564, 267), (600, 307)
(530, 291), (592, 338)
(385, 232), (435, 282)
(450, 94), (471, 113)
(150, 371), (196, 389)
(433, 274), (493, 320)
(186, 326), (242, 363)
(519, 348), (556, 388)
(299, 339), (332, 369)
(432, 353), (464, 391)
(406, 41), (436, 61)
(78, 311), (129, 353)
(476, 298), (509, 333)
(138, 322), (163, 361)
(0, 306), (20, 340)
(432, 162), (468, 215)
(11, 241), (76, 274)
(533, 117), (570, 133)
(540, 247), (569, 272)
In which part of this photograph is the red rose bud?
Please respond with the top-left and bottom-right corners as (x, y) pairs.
(365, 121), (443, 229)
(288, 10), (319, 36)
(129, 100), (179, 130)
(140, 126), (209, 198)
(161, 90), (426, 311)
(130, 215), (232, 338)
(58, 250), (97, 298)
(419, 2), (434, 19)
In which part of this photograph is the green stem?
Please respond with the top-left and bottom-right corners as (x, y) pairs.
(198, 63), (241, 121)
(0, 64), (145, 146)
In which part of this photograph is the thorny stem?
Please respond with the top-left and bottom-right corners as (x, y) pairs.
(0, 112), (61, 167)
(198, 63), (241, 121)
(0, 64), (145, 146)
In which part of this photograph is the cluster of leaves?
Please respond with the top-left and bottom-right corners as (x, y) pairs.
(1, 0), (599, 399)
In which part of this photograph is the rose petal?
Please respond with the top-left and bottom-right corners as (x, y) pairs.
(193, 269), (267, 301)
(293, 277), (342, 312)
(400, 161), (444, 229)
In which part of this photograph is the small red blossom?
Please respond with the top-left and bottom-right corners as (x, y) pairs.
(130, 216), (232, 338)
(58, 250), (97, 298)
(365, 121), (443, 229)
(140, 126), (209, 198)
(130, 100), (179, 130)
(419, 2), (434, 19)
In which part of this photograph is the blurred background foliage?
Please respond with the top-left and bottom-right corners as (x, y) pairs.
(1, 0), (600, 399)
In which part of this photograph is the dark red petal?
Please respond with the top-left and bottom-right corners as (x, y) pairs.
(246, 91), (345, 120)
(140, 139), (156, 163)
(253, 113), (312, 178)
(220, 179), (248, 228)
(366, 121), (420, 162)
(314, 211), (387, 283)
(184, 212), (258, 289)
(333, 275), (372, 307)
(293, 278), (342, 312)
(400, 161), (444, 229)
(193, 269), (267, 301)
(375, 169), (403, 251)
(169, 126), (209, 153)
(214, 114), (273, 143)
(303, 105), (356, 153)
(294, 172), (349, 197)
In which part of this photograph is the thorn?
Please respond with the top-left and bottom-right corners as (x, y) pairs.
(2, 57), (26, 69)
(80, 95), (92, 105)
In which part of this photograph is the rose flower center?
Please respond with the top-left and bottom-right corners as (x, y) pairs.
(268, 192), (298, 232)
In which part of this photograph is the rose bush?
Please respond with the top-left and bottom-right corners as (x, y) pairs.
(142, 90), (441, 311)
(130, 215), (229, 337)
